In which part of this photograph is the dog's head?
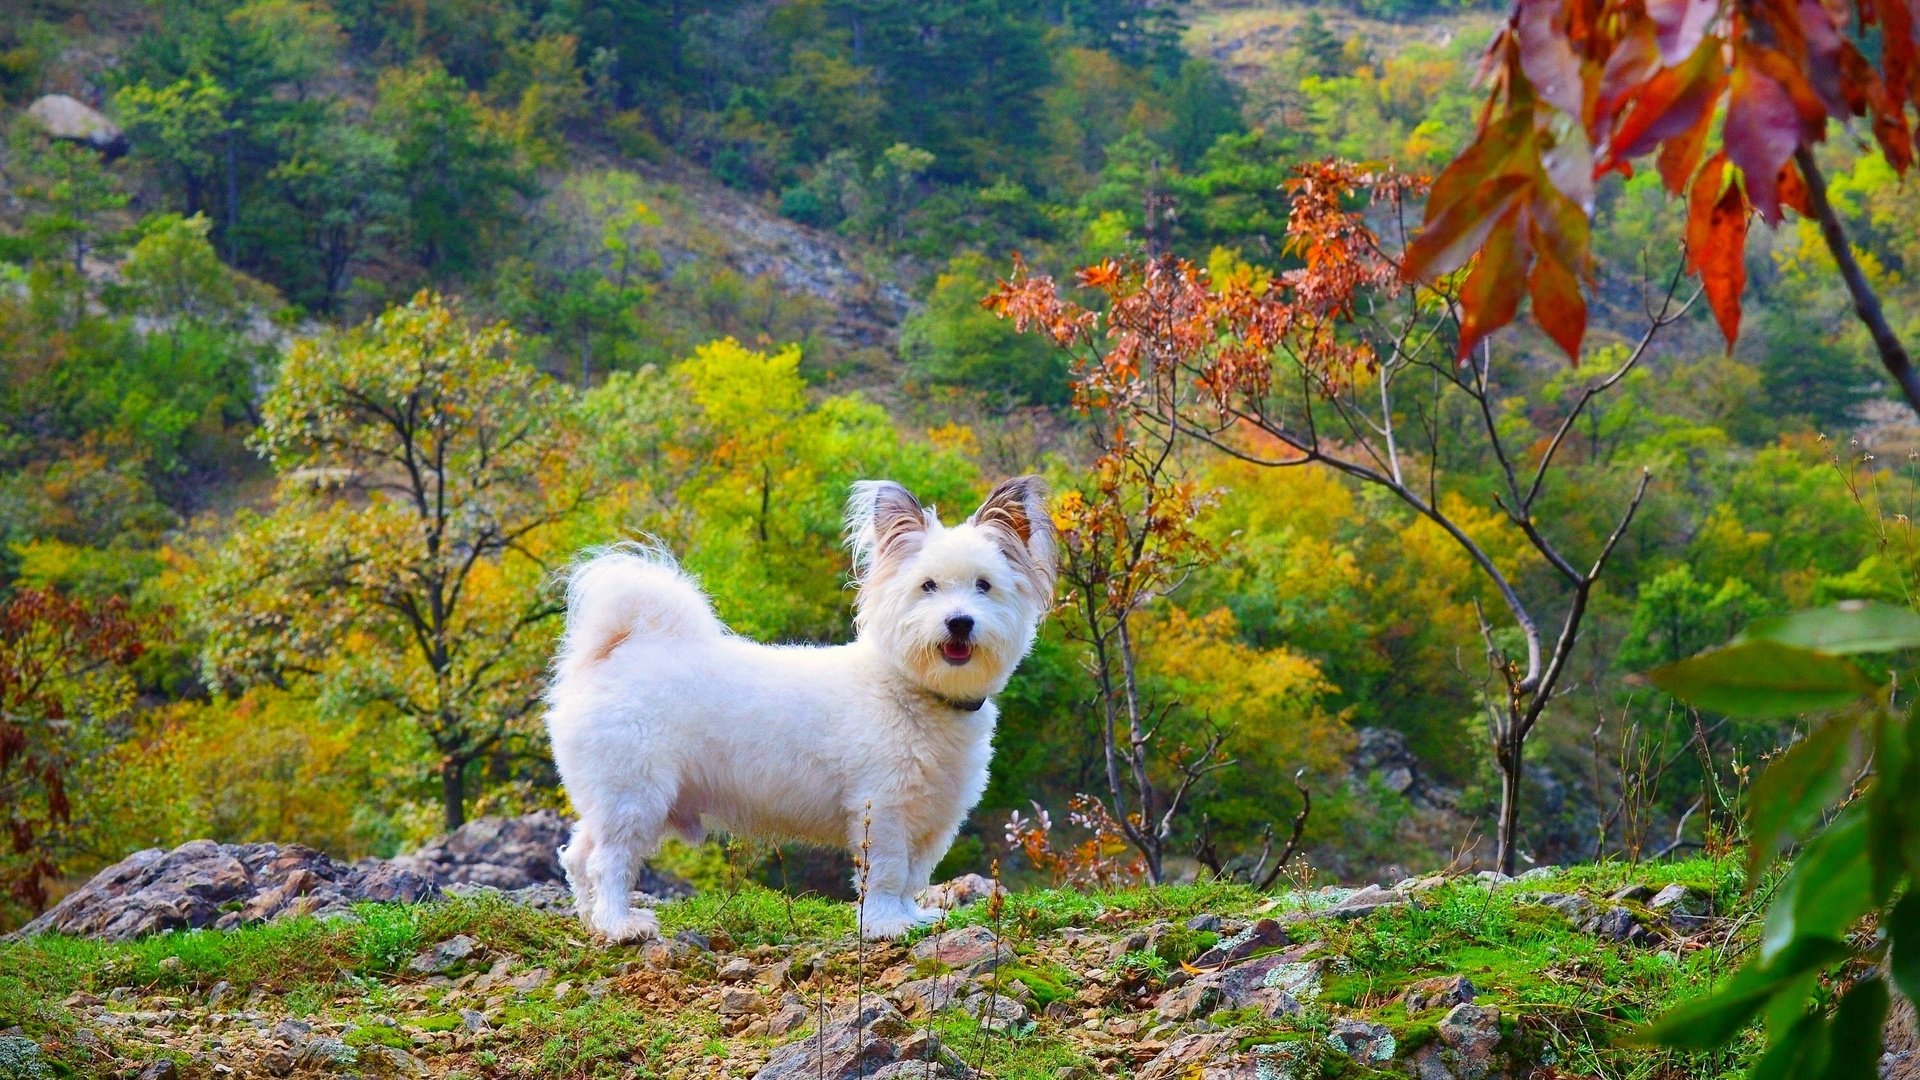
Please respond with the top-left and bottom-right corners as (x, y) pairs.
(846, 476), (1056, 704)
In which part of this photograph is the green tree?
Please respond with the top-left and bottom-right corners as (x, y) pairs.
(372, 58), (535, 279)
(900, 252), (1070, 406)
(6, 122), (128, 320)
(262, 118), (404, 313)
(194, 292), (595, 829)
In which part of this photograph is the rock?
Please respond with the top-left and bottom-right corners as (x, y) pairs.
(1590, 907), (1654, 945)
(1185, 914), (1223, 932)
(1137, 1033), (1237, 1080)
(387, 810), (690, 899)
(1192, 918), (1287, 967)
(1327, 1020), (1397, 1064)
(1439, 1003), (1503, 1080)
(134, 1060), (177, 1080)
(753, 999), (916, 1080)
(1534, 893), (1598, 927)
(13, 840), (442, 942)
(767, 1002), (811, 1037)
(295, 1036), (358, 1070)
(1154, 979), (1223, 1021)
(719, 957), (757, 981)
(1321, 884), (1413, 920)
(893, 975), (979, 1017)
(968, 992), (1030, 1033)
(406, 935), (478, 975)
(916, 873), (1004, 911)
(908, 925), (1008, 977)
(24, 95), (126, 156)
(719, 987), (766, 1017)
(1404, 975), (1477, 1012)
(1514, 865), (1559, 882)
(1649, 883), (1708, 914)
(0, 1036), (50, 1080)
(458, 1009), (489, 1032)
(1608, 884), (1654, 903)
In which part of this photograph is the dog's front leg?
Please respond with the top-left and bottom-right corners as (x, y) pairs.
(851, 812), (927, 940)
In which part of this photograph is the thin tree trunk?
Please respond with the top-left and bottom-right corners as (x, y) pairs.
(441, 757), (466, 831)
(1794, 143), (1920, 417)
(1496, 739), (1521, 876)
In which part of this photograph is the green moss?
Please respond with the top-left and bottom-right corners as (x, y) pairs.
(1002, 962), (1077, 1006)
(343, 1023), (411, 1050)
(416, 1013), (463, 1033)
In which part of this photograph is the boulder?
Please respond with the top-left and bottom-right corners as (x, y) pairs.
(916, 873), (1004, 911)
(1191, 917), (1287, 967)
(1438, 1002), (1503, 1080)
(24, 94), (126, 156)
(753, 999), (965, 1080)
(14, 841), (437, 941)
(1327, 1020), (1396, 1064)
(908, 925), (1008, 977)
(387, 810), (690, 899)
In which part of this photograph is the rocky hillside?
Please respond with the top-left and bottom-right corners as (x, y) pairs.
(0, 845), (1776, 1079)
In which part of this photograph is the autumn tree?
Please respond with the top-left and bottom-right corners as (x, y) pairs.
(992, 161), (1695, 875)
(194, 292), (594, 829)
(0, 589), (145, 917)
(1407, 0), (1920, 414)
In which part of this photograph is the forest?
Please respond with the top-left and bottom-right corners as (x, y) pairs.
(6, 0), (1920, 1070)
(6, 0), (1918, 912)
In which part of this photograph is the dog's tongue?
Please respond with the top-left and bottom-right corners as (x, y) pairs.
(942, 642), (973, 663)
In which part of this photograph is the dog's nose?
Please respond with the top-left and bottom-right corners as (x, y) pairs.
(946, 615), (975, 640)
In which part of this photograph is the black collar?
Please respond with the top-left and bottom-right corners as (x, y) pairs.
(928, 691), (987, 713)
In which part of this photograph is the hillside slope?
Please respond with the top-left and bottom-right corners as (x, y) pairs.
(1, 858), (1762, 1079)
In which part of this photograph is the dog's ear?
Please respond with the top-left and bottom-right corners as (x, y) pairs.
(847, 480), (928, 579)
(971, 476), (1056, 593)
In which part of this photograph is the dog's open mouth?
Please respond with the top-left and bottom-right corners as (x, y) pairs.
(940, 641), (974, 665)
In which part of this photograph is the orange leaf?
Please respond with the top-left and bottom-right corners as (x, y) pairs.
(1724, 49), (1804, 223)
(1686, 153), (1749, 345)
(1404, 171), (1531, 283)
(1607, 36), (1727, 165)
(1655, 83), (1717, 193)
(1456, 203), (1533, 360)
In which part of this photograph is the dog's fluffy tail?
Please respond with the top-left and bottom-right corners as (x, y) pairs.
(553, 544), (724, 683)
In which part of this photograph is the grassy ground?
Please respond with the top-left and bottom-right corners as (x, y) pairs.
(0, 858), (1761, 1079)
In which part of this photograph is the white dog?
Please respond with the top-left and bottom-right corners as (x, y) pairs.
(544, 477), (1055, 941)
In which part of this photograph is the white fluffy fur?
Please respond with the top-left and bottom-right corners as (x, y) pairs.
(544, 478), (1054, 941)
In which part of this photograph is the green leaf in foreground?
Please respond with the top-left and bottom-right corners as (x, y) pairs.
(1823, 977), (1890, 1080)
(1639, 935), (1851, 1050)
(1648, 639), (1875, 718)
(1737, 600), (1920, 654)
(1744, 715), (1856, 880)
(1760, 810), (1871, 962)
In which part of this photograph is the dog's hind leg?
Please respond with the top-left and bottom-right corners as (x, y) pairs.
(558, 820), (597, 923)
(585, 799), (670, 942)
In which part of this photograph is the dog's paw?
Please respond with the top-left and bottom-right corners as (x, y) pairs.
(857, 902), (921, 940)
(596, 909), (661, 943)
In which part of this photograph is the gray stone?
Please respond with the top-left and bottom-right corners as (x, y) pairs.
(1192, 918), (1287, 967)
(1322, 884), (1413, 919)
(1155, 979), (1224, 1021)
(893, 974), (979, 1017)
(719, 987), (766, 1017)
(1439, 1003), (1502, 1080)
(24, 95), (125, 155)
(1327, 1019), (1397, 1063)
(1404, 974), (1477, 1012)
(908, 925), (1008, 977)
(1137, 1033), (1238, 1080)
(295, 1036), (358, 1070)
(1609, 884), (1654, 903)
(386, 809), (690, 898)
(134, 1060), (176, 1080)
(1534, 893), (1598, 926)
(968, 992), (1030, 1033)
(916, 873), (1003, 912)
(1650, 884), (1710, 915)
(753, 999), (915, 1080)
(1185, 914), (1223, 932)
(407, 935), (477, 975)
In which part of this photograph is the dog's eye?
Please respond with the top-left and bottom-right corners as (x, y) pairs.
(976, 578), (991, 593)
(921, 579), (938, 593)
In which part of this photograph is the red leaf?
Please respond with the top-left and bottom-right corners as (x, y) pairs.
(1877, 0), (1915, 112)
(1597, 21), (1662, 134)
(1777, 158), (1812, 216)
(1457, 204), (1534, 360)
(1405, 171), (1533, 283)
(1518, 0), (1585, 117)
(1686, 153), (1749, 344)
(1648, 0), (1720, 64)
(1528, 233), (1588, 361)
(1655, 86), (1718, 193)
(1725, 51), (1805, 223)
(1607, 37), (1727, 164)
